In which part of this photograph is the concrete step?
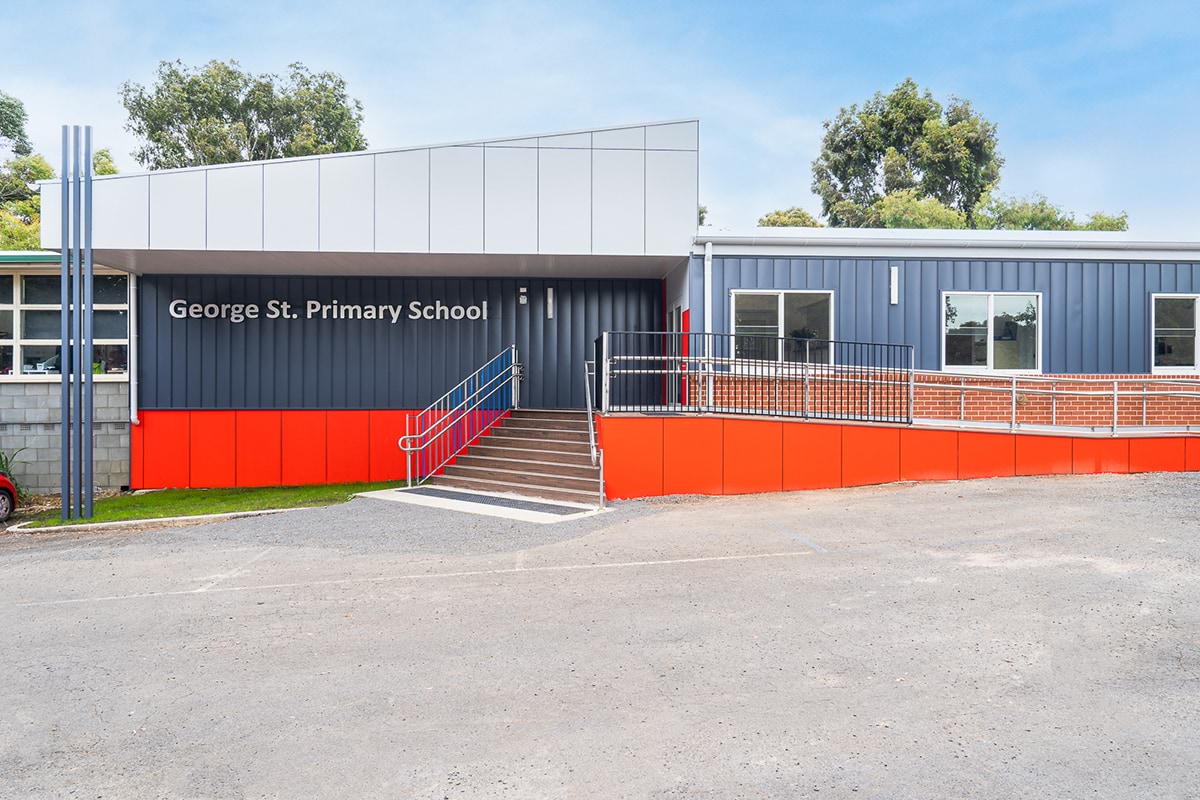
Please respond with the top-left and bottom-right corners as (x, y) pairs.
(455, 454), (600, 480)
(469, 443), (595, 466)
(509, 408), (590, 418)
(487, 426), (590, 444)
(427, 474), (600, 505)
(443, 463), (600, 491)
(501, 416), (591, 432)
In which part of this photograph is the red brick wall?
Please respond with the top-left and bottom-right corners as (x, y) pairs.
(682, 371), (1200, 428)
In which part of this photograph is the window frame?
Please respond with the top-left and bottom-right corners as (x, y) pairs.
(0, 269), (131, 382)
(729, 289), (836, 365)
(940, 290), (1043, 374)
(1150, 293), (1200, 374)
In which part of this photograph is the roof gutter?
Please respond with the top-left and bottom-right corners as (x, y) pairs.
(693, 232), (1200, 253)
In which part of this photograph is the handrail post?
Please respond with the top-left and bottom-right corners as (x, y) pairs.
(1142, 381), (1148, 427)
(1052, 381), (1058, 426)
(404, 415), (413, 488)
(601, 332), (611, 414)
(1010, 376), (1017, 432)
(907, 346), (915, 424)
(1112, 380), (1119, 435)
(705, 334), (714, 410)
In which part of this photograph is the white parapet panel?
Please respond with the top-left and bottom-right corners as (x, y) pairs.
(484, 146), (537, 254)
(592, 149), (645, 254)
(429, 146), (484, 253)
(319, 154), (374, 253)
(207, 164), (263, 250)
(646, 150), (699, 255)
(264, 160), (319, 251)
(646, 121), (699, 150)
(39, 182), (61, 248)
(149, 170), (206, 250)
(592, 126), (645, 149)
(93, 175), (150, 249)
(375, 148), (429, 252)
(538, 148), (591, 255)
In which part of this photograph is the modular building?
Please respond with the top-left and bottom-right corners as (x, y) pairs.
(4, 119), (1200, 500)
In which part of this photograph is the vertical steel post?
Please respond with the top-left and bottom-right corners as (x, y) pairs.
(601, 332), (611, 413)
(1010, 376), (1017, 432)
(1142, 382), (1148, 427)
(1052, 381), (1058, 426)
(907, 347), (915, 424)
(83, 127), (94, 518)
(404, 416), (412, 488)
(71, 126), (83, 520)
(1112, 380), (1119, 435)
(59, 127), (71, 521)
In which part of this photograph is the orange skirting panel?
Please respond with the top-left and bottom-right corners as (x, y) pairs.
(282, 411), (328, 486)
(369, 410), (412, 482)
(234, 411), (283, 487)
(600, 415), (1200, 500)
(140, 411), (191, 489)
(190, 411), (236, 488)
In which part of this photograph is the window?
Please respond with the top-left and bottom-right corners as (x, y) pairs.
(1152, 295), (1198, 371)
(0, 272), (130, 378)
(731, 291), (833, 363)
(943, 292), (1040, 372)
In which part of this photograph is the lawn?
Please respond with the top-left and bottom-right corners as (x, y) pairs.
(19, 482), (403, 528)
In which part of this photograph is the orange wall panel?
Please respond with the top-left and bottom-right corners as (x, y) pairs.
(282, 411), (328, 486)
(1072, 438), (1130, 474)
(602, 417), (664, 499)
(327, 411), (371, 484)
(958, 432), (1016, 479)
(722, 418), (783, 495)
(234, 411), (282, 487)
(663, 417), (723, 495)
(130, 418), (144, 489)
(369, 410), (412, 482)
(1187, 438), (1200, 471)
(189, 412), (237, 488)
(783, 422), (842, 490)
(1129, 438), (1187, 474)
(140, 411), (191, 489)
(1015, 434), (1074, 476)
(841, 425), (900, 487)
(899, 428), (958, 482)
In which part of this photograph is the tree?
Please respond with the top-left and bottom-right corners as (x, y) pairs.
(975, 193), (1128, 232)
(92, 148), (119, 175)
(698, 204), (707, 226)
(120, 60), (368, 169)
(811, 78), (1002, 227)
(758, 207), (823, 227)
(0, 91), (33, 157)
(876, 189), (966, 229)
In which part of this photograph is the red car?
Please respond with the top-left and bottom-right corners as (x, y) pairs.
(0, 471), (16, 522)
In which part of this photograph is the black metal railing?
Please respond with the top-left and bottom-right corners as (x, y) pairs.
(597, 331), (914, 425)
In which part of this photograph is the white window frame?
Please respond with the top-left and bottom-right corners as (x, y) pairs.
(0, 269), (131, 383)
(940, 290), (1043, 374)
(729, 289), (835, 365)
(1150, 293), (1200, 374)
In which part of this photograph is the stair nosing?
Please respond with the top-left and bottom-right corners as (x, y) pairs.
(445, 464), (600, 486)
(429, 475), (599, 502)
(456, 455), (599, 472)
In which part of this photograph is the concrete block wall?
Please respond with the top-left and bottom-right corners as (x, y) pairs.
(0, 382), (131, 494)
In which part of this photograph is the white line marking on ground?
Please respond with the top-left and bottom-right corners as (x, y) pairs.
(196, 548), (273, 591)
(12, 550), (813, 608)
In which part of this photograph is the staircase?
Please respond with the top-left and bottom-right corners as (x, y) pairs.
(425, 409), (601, 505)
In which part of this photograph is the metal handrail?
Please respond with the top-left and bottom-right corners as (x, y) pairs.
(582, 359), (605, 508)
(399, 345), (520, 487)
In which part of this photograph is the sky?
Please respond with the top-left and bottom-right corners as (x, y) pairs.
(7, 0), (1200, 236)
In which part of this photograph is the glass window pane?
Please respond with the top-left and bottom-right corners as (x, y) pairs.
(94, 275), (128, 305)
(22, 275), (61, 304)
(22, 310), (60, 339)
(0, 309), (12, 339)
(993, 294), (1038, 370)
(1155, 298), (1196, 367)
(782, 293), (831, 363)
(0, 276), (12, 304)
(0, 345), (11, 375)
(944, 294), (988, 367)
(92, 344), (129, 374)
(94, 310), (128, 339)
(734, 294), (779, 359)
(19, 344), (64, 374)
(21, 309), (127, 340)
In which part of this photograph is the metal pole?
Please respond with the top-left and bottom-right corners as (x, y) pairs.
(1112, 380), (1119, 435)
(1010, 375), (1017, 432)
(71, 126), (83, 520)
(405, 416), (412, 488)
(601, 332), (611, 414)
(59, 127), (70, 521)
(907, 347), (915, 424)
(83, 127), (94, 518)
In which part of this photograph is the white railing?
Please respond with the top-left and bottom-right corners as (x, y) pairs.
(583, 359), (605, 508)
(399, 345), (520, 487)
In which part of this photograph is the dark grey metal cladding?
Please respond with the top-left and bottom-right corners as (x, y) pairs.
(690, 256), (1200, 373)
(138, 275), (662, 409)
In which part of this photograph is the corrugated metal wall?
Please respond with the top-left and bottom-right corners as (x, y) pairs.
(689, 256), (1200, 373)
(139, 275), (661, 409)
